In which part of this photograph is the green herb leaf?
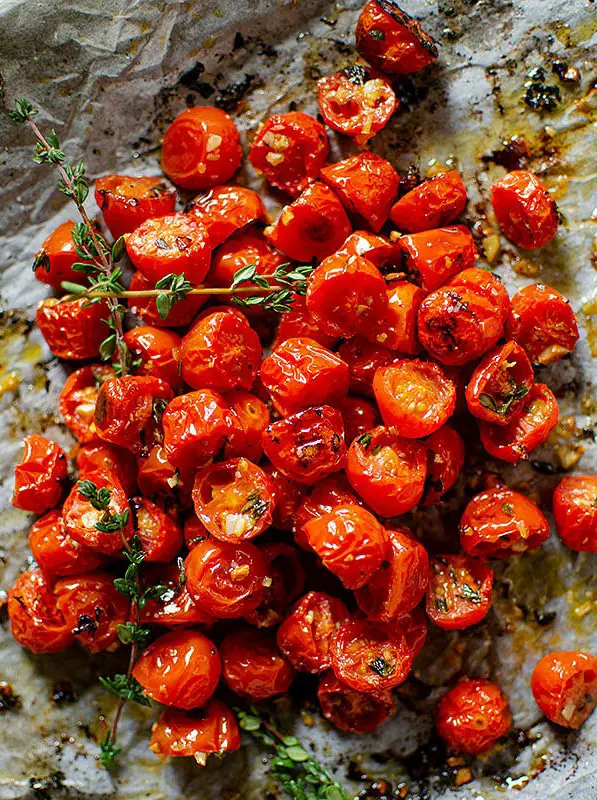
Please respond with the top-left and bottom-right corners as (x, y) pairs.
(356, 432), (373, 449)
(111, 236), (126, 262)
(99, 732), (121, 770)
(99, 675), (150, 706)
(368, 656), (394, 678)
(77, 480), (111, 511)
(116, 622), (151, 646)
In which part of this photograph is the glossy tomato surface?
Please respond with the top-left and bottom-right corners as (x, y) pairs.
(367, 279), (425, 353)
(128, 270), (207, 327)
(553, 476), (597, 552)
(398, 225), (477, 292)
(12, 434), (67, 514)
(188, 185), (266, 247)
(426, 554), (493, 630)
(7, 569), (73, 654)
(77, 441), (138, 496)
(390, 171), (467, 232)
(531, 651), (597, 729)
(465, 341), (534, 426)
(338, 336), (394, 397)
(123, 326), (183, 392)
(29, 510), (105, 576)
(162, 389), (230, 471)
(220, 628), (295, 699)
(33, 220), (85, 291)
(36, 298), (109, 361)
(59, 365), (114, 443)
(132, 497), (183, 562)
(95, 175), (176, 239)
(245, 542), (305, 628)
(223, 390), (271, 461)
(491, 170), (558, 250)
(150, 700), (240, 763)
(435, 679), (511, 754)
(318, 670), (395, 733)
(338, 395), (380, 444)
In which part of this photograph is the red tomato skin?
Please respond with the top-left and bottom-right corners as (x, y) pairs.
(54, 571), (130, 653)
(36, 298), (109, 360)
(59, 365), (114, 443)
(426, 554), (494, 630)
(459, 487), (550, 560)
(531, 651), (597, 729)
(183, 512), (210, 549)
(33, 220), (85, 290)
(338, 395), (380, 444)
(249, 111), (329, 197)
(123, 326), (183, 392)
(337, 230), (402, 269)
(273, 294), (339, 351)
(318, 670), (395, 734)
(209, 226), (285, 292)
(128, 270), (207, 327)
(261, 337), (350, 417)
(7, 569), (73, 654)
(140, 562), (216, 628)
(150, 700), (241, 760)
(367, 279), (426, 353)
(162, 389), (230, 471)
(398, 225), (477, 292)
(262, 464), (308, 531)
(12, 434), (67, 514)
(220, 628), (295, 700)
(133, 629), (221, 709)
(223, 390), (271, 461)
(131, 497), (183, 562)
(491, 170), (558, 250)
(553, 476), (597, 552)
(337, 336), (394, 398)
(505, 283), (579, 365)
(161, 106), (242, 190)
(465, 341), (534, 426)
(355, 0), (438, 76)
(321, 152), (399, 232)
(265, 182), (352, 263)
(262, 405), (348, 485)
(188, 185), (266, 247)
(77, 441), (138, 497)
(29, 510), (106, 576)
(293, 473), (360, 551)
(435, 679), (511, 754)
(421, 423), (465, 506)
(95, 175), (176, 239)
(277, 592), (350, 673)
(390, 171), (467, 233)
(137, 444), (193, 508)
(244, 542), (305, 628)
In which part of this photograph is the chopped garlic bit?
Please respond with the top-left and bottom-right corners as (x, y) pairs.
(225, 513), (248, 538)
(206, 134), (222, 153)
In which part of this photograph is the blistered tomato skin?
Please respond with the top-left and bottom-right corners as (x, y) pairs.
(161, 106), (242, 190)
(94, 175), (176, 239)
(249, 111), (329, 197)
(273, 295), (339, 351)
(398, 225), (477, 292)
(435, 679), (511, 754)
(140, 562), (215, 628)
(338, 336), (394, 397)
(128, 270), (207, 327)
(338, 395), (380, 443)
(137, 445), (193, 508)
(33, 220), (85, 291)
(224, 390), (271, 461)
(123, 326), (183, 392)
(131, 497), (183, 562)
(36, 298), (109, 361)
(77, 442), (138, 496)
(7, 569), (74, 654)
(421, 424), (465, 506)
(367, 279), (425, 353)
(491, 170), (558, 250)
(459, 487), (550, 560)
(293, 473), (360, 550)
(29, 510), (106, 576)
(465, 341), (534, 426)
(553, 476), (597, 552)
(531, 652), (597, 729)
(150, 700), (241, 762)
(162, 389), (230, 471)
(338, 230), (402, 269)
(59, 365), (114, 443)
(426, 554), (493, 630)
(245, 542), (305, 628)
(188, 185), (266, 247)
(12, 435), (67, 514)
(390, 171), (467, 232)
(133, 629), (221, 710)
(209, 227), (285, 293)
(318, 670), (395, 734)
(263, 465), (308, 532)
(220, 628), (295, 700)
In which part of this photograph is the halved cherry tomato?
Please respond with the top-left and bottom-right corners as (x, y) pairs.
(262, 405), (347, 485)
(426, 554), (493, 630)
(465, 341), (533, 426)
(459, 487), (550, 559)
(293, 473), (360, 551)
(192, 457), (275, 542)
(531, 651), (597, 729)
(277, 592), (350, 673)
(272, 294), (338, 351)
(77, 441), (138, 496)
(337, 230), (402, 270)
(140, 563), (215, 628)
(355, 0), (438, 76)
(123, 326), (183, 392)
(12, 434), (67, 514)
(54, 571), (130, 653)
(150, 700), (240, 764)
(224, 390), (270, 461)
(94, 175), (176, 239)
(137, 444), (193, 508)
(133, 629), (221, 709)
(245, 542), (305, 628)
(261, 337), (349, 417)
(317, 65), (398, 146)
(337, 336), (394, 398)
(208, 227), (285, 293)
(553, 476), (597, 552)
(435, 679), (511, 754)
(162, 106), (242, 191)
(390, 171), (467, 232)
(367, 279), (426, 353)
(36, 298), (109, 360)
(262, 464), (308, 532)
(128, 270), (207, 327)
(265, 182), (352, 262)
(183, 512), (210, 549)
(59, 365), (114, 443)
(33, 220), (86, 291)
(338, 395), (380, 443)
(131, 497), (183, 562)
(249, 111), (329, 197)
(7, 569), (73, 654)
(321, 152), (400, 232)
(346, 425), (427, 517)
(421, 424), (465, 506)
(506, 283), (579, 364)
(162, 389), (230, 471)
(188, 185), (266, 247)
(478, 383), (559, 464)
(220, 628), (295, 700)
(185, 539), (269, 618)
(398, 225), (477, 292)
(29, 510), (105, 576)
(491, 170), (558, 250)
(318, 670), (395, 734)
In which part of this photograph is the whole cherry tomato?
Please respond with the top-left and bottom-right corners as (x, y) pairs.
(33, 220), (86, 291)
(390, 170), (467, 233)
(183, 512), (210, 549)
(223, 390), (271, 461)
(249, 111), (329, 197)
(398, 225), (477, 292)
(262, 464), (308, 532)
(337, 336), (394, 397)
(421, 423), (465, 506)
(128, 270), (207, 327)
(220, 628), (295, 700)
(59, 364), (114, 443)
(149, 700), (240, 764)
(265, 182), (352, 263)
(465, 341), (533, 426)
(272, 294), (339, 351)
(209, 227), (285, 294)
(94, 175), (176, 239)
(426, 554), (494, 630)
(459, 487), (550, 559)
(277, 592), (350, 673)
(318, 670), (395, 734)
(435, 679), (511, 754)
(77, 441), (138, 496)
(553, 476), (597, 552)
(162, 389), (230, 471)
(29, 510), (105, 576)
(36, 298), (109, 360)
(491, 170), (558, 250)
(337, 395), (380, 443)
(531, 651), (597, 729)
(123, 326), (183, 392)
(7, 569), (73, 654)
(140, 562), (215, 628)
(321, 152), (400, 233)
(137, 444), (193, 508)
(293, 473), (360, 551)
(367, 279), (426, 353)
(162, 106), (242, 190)
(262, 405), (347, 485)
(131, 497), (183, 562)
(188, 185), (266, 247)
(355, 0), (438, 76)
(506, 283), (579, 364)
(12, 434), (67, 514)
(133, 629), (221, 709)
(245, 542), (305, 628)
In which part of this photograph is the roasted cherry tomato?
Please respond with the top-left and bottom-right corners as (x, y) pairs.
(162, 389), (230, 471)
(94, 175), (176, 239)
(140, 563), (215, 628)
(54, 571), (130, 653)
(161, 106), (242, 191)
(321, 152), (400, 233)
(126, 213), (211, 285)
(491, 170), (558, 250)
(188, 185), (266, 247)
(29, 510), (105, 576)
(137, 444), (193, 508)
(355, 0), (438, 76)
(367, 279), (425, 353)
(553, 476), (597, 552)
(435, 679), (511, 754)
(12, 434), (67, 514)
(306, 253), (388, 338)
(338, 395), (380, 443)
(209, 226), (285, 293)
(272, 294), (338, 351)
(62, 469), (134, 555)
(261, 337), (349, 417)
(337, 336), (394, 398)
(249, 111), (329, 197)
(77, 441), (138, 496)
(531, 651), (597, 729)
(262, 464), (308, 532)
(421, 424), (465, 506)
(150, 700), (240, 764)
(128, 270), (207, 327)
(223, 390), (271, 461)
(33, 220), (85, 291)
(265, 182), (352, 263)
(465, 341), (533, 426)
(123, 326), (183, 392)
(277, 592), (350, 673)
(245, 543), (305, 628)
(426, 554), (493, 630)
(347, 426), (427, 517)
(459, 487), (550, 559)
(478, 383), (559, 464)
(398, 225), (477, 292)
(192, 457), (275, 542)
(293, 473), (360, 551)
(337, 230), (402, 269)
(133, 629), (221, 709)
(318, 670), (395, 734)
(59, 364), (114, 443)
(317, 65), (398, 146)
(36, 297), (109, 361)
(390, 171), (467, 233)
(262, 405), (347, 485)
(185, 538), (269, 618)
(131, 497), (183, 561)
(183, 512), (210, 549)
(220, 628), (295, 699)
(505, 283), (579, 365)
(7, 569), (73, 654)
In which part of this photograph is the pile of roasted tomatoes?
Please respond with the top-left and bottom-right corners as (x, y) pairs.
(8, 0), (597, 769)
